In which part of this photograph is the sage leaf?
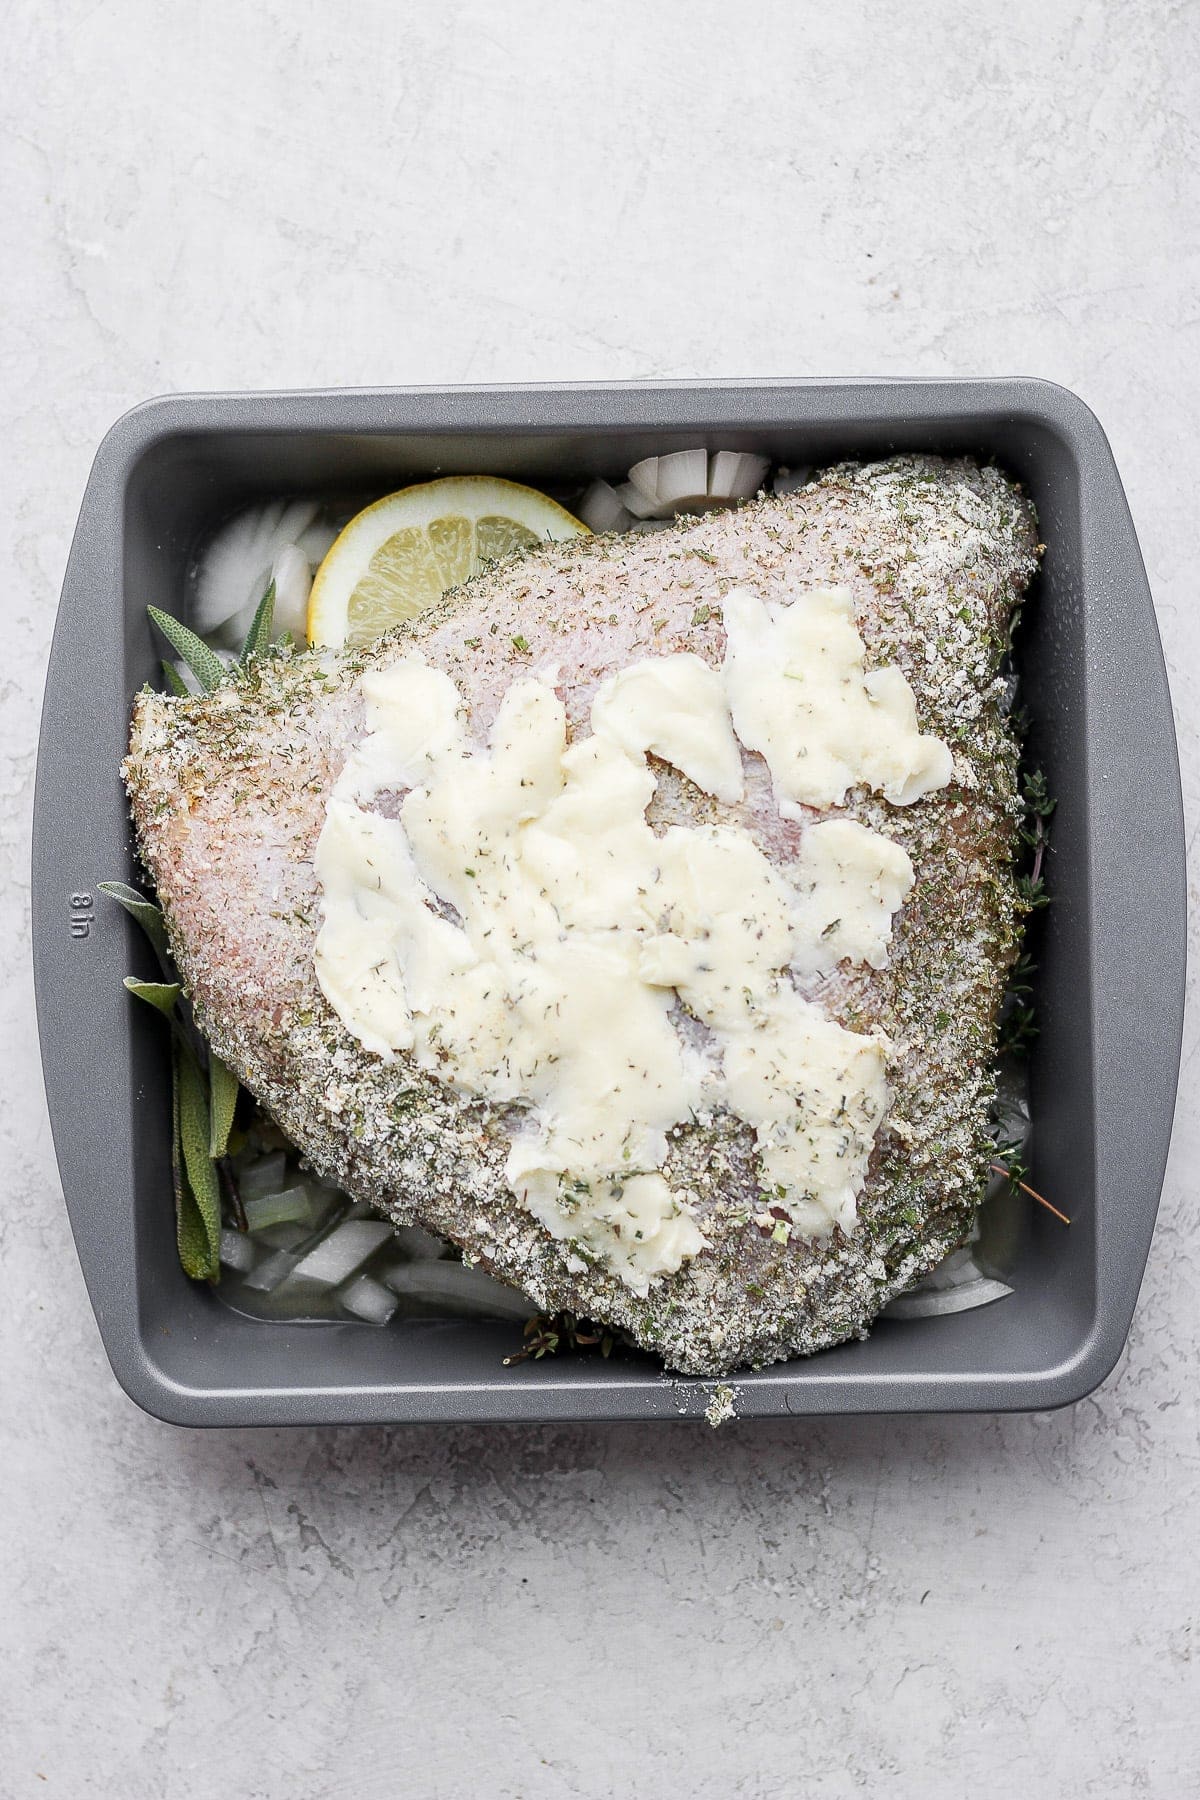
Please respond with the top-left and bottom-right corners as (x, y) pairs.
(208, 1052), (240, 1160)
(123, 976), (181, 1015)
(177, 1045), (222, 1278)
(239, 579), (276, 665)
(100, 881), (172, 974)
(172, 1038), (217, 1281)
(161, 658), (190, 697)
(147, 605), (227, 693)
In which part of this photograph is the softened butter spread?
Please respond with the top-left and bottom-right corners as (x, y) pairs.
(314, 586), (950, 1293)
(723, 585), (953, 811)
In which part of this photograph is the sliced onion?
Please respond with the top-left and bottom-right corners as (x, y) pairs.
(885, 1277), (1014, 1320)
(339, 1273), (399, 1325)
(708, 451), (769, 501)
(613, 480), (662, 520)
(266, 543), (313, 641)
(216, 542), (314, 650)
(390, 1225), (452, 1262)
(277, 1220), (394, 1295)
(577, 479), (634, 533)
(243, 1185), (314, 1233)
(194, 500), (336, 641)
(917, 1245), (986, 1293)
(773, 465), (813, 495)
(629, 449), (710, 512)
(242, 1247), (303, 1293)
(218, 1228), (257, 1274)
(621, 449), (770, 519)
(251, 1220), (312, 1252)
(237, 1152), (288, 1201)
(883, 1242), (1015, 1320)
(381, 1260), (534, 1320)
(624, 455), (669, 506)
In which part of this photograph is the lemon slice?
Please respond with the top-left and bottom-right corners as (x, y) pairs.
(306, 476), (588, 649)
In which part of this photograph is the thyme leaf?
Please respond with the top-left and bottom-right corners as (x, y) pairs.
(989, 1149), (1070, 1226)
(998, 767), (1055, 1050)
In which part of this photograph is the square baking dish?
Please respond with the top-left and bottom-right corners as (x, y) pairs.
(32, 380), (1185, 1426)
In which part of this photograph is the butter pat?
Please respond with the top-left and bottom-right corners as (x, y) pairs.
(722, 585), (953, 812)
(590, 654), (745, 804)
(788, 818), (915, 977)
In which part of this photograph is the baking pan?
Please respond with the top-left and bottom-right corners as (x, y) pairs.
(31, 380), (1185, 1425)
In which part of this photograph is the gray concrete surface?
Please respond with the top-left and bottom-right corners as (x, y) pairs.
(3, 2), (1198, 1794)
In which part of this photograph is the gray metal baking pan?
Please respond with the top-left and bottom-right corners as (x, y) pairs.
(31, 380), (1185, 1426)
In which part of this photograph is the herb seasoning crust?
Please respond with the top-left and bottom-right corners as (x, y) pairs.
(124, 455), (1040, 1375)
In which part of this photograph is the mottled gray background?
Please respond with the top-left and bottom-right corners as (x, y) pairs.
(3, 2), (1197, 1795)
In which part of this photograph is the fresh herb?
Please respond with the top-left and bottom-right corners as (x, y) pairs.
(147, 606), (227, 694)
(511, 633), (531, 655)
(990, 1140), (1070, 1225)
(99, 881), (171, 969)
(176, 1046), (223, 1274)
(503, 1310), (615, 1365)
(149, 583), (278, 698)
(170, 1036), (214, 1279)
(123, 976), (181, 1014)
(997, 769), (1055, 1059)
(1016, 766), (1054, 909)
(101, 882), (244, 1281)
(238, 579), (276, 664)
(994, 947), (1034, 1055)
(997, 1001), (1036, 1057)
(208, 1052), (240, 1159)
(1004, 947), (1035, 1002)
(984, 737), (1062, 1230)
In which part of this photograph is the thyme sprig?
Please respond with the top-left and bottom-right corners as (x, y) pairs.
(998, 768), (1056, 1056)
(1015, 765), (1054, 911)
(990, 761), (1066, 1221)
(989, 1142), (1070, 1226)
(997, 949), (1037, 1056)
